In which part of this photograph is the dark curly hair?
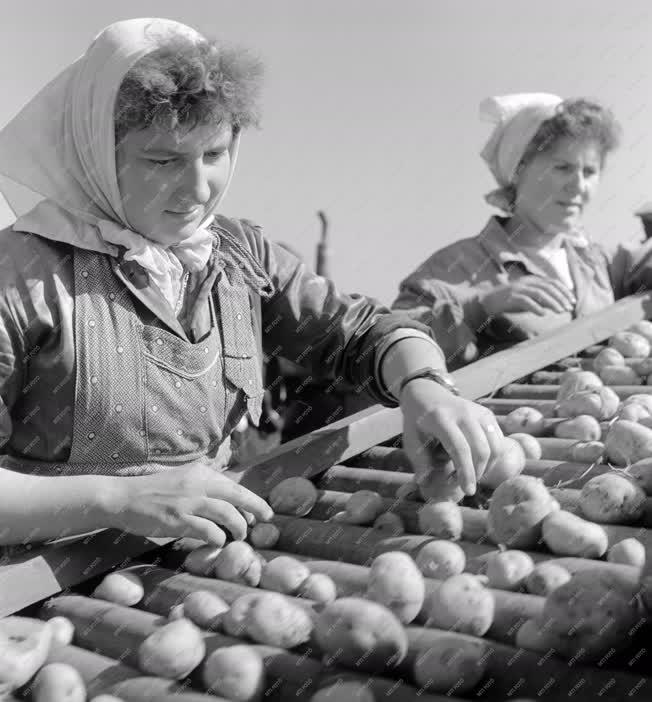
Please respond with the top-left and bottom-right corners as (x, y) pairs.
(519, 98), (622, 169)
(114, 34), (263, 142)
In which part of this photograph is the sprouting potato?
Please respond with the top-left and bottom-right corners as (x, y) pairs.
(418, 501), (464, 540)
(268, 477), (318, 517)
(541, 510), (608, 558)
(593, 347), (625, 373)
(479, 437), (526, 489)
(414, 541), (466, 580)
(314, 597), (408, 672)
(425, 574), (495, 636)
(524, 562), (571, 596)
(570, 440), (605, 464)
(297, 573), (338, 604)
(502, 407), (546, 436)
(202, 645), (265, 702)
(366, 552), (425, 624)
(555, 387), (620, 420)
(579, 473), (646, 524)
(260, 556), (311, 595)
(137, 618), (206, 679)
(609, 331), (651, 358)
(485, 550), (534, 591)
(213, 541), (263, 587)
(509, 433), (542, 460)
(413, 635), (488, 695)
(607, 538), (646, 567)
(92, 571), (144, 606)
(487, 475), (557, 549)
(556, 370), (602, 401)
(553, 415), (601, 441)
(249, 522), (280, 549)
(605, 419), (652, 465)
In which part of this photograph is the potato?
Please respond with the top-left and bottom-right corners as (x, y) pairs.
(487, 475), (557, 549)
(314, 598), (407, 671)
(607, 538), (646, 567)
(556, 370), (602, 401)
(182, 590), (229, 630)
(418, 501), (463, 540)
(569, 440), (604, 463)
(609, 331), (651, 358)
(202, 645), (264, 702)
(260, 556), (310, 595)
(579, 473), (646, 524)
(310, 680), (375, 702)
(268, 477), (318, 517)
(396, 480), (421, 501)
(137, 618), (205, 679)
(542, 569), (642, 660)
(182, 544), (223, 576)
(343, 490), (385, 524)
(502, 407), (545, 436)
(628, 320), (652, 343)
(515, 618), (566, 654)
(485, 550), (534, 591)
(524, 562), (571, 596)
(418, 459), (465, 504)
(605, 419), (652, 465)
(599, 365), (642, 386)
(222, 593), (263, 637)
(555, 387), (620, 420)
(46, 616), (74, 646)
(479, 437), (526, 490)
(618, 403), (652, 422)
(541, 510), (608, 558)
(508, 433), (542, 460)
(413, 635), (488, 695)
(214, 542), (262, 586)
(425, 574), (495, 636)
(31, 663), (86, 702)
(297, 573), (338, 604)
(89, 697), (125, 702)
(248, 522), (280, 549)
(631, 358), (652, 376)
(366, 552), (425, 624)
(245, 592), (314, 648)
(0, 617), (53, 690)
(628, 458), (652, 494)
(621, 393), (652, 413)
(414, 541), (466, 579)
(553, 415), (601, 441)
(372, 511), (405, 535)
(92, 571), (144, 606)
(593, 347), (625, 373)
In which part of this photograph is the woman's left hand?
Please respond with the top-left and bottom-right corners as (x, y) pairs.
(400, 378), (504, 496)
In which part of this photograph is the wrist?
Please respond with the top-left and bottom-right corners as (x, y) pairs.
(95, 476), (129, 527)
(398, 367), (460, 400)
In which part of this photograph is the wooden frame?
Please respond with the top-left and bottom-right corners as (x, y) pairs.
(2, 291), (652, 615)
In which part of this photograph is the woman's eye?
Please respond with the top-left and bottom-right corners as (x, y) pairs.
(146, 158), (175, 166)
(205, 151), (225, 160)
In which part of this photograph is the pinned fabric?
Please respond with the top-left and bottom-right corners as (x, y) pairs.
(0, 18), (239, 307)
(480, 93), (562, 212)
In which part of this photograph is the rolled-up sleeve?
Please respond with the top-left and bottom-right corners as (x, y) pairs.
(242, 221), (440, 406)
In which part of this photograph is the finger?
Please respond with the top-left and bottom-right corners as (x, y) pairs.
(482, 416), (505, 456)
(195, 497), (249, 541)
(511, 293), (546, 315)
(207, 477), (274, 522)
(240, 509), (255, 526)
(460, 417), (492, 481)
(526, 278), (576, 309)
(437, 423), (476, 496)
(521, 286), (566, 313)
(178, 515), (227, 547)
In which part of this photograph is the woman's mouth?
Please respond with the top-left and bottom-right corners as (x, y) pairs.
(166, 207), (201, 220)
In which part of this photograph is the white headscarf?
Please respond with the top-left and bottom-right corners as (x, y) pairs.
(480, 93), (562, 212)
(0, 18), (241, 307)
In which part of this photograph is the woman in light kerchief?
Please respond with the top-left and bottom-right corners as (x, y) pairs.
(394, 93), (652, 370)
(0, 19), (505, 549)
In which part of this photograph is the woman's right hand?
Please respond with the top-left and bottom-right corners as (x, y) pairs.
(102, 460), (274, 546)
(479, 275), (576, 317)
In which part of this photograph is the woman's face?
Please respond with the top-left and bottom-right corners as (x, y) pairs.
(513, 137), (602, 235)
(116, 122), (233, 246)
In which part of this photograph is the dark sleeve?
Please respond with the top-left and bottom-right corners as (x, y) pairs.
(0, 294), (25, 450)
(241, 220), (439, 406)
(606, 238), (652, 298)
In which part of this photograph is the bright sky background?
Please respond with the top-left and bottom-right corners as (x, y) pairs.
(2, 1), (652, 303)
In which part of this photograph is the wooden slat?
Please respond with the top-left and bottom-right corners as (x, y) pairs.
(500, 383), (650, 400)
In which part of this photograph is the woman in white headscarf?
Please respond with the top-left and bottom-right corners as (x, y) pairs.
(393, 94), (652, 370)
(0, 19), (505, 548)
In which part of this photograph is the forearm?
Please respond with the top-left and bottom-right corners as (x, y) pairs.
(0, 465), (115, 545)
(380, 336), (448, 401)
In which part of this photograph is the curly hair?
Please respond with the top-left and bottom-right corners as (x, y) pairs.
(114, 34), (263, 142)
(519, 98), (622, 169)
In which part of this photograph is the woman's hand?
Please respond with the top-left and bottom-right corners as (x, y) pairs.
(102, 459), (274, 546)
(480, 276), (575, 317)
(400, 379), (504, 495)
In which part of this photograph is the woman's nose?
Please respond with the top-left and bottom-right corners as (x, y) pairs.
(178, 161), (211, 204)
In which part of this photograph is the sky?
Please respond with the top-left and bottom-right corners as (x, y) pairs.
(2, 1), (652, 303)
